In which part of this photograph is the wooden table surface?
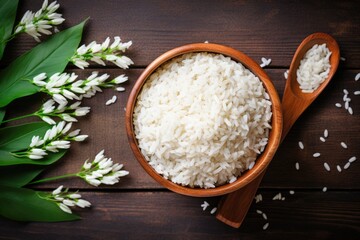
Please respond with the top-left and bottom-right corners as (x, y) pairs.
(1, 0), (359, 239)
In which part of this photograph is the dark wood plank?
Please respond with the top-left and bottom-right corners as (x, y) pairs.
(2, 0), (360, 68)
(0, 191), (359, 239)
(3, 68), (359, 190)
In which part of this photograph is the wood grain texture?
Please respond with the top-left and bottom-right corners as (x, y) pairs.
(0, 191), (359, 239)
(2, 0), (360, 68)
(0, 0), (359, 238)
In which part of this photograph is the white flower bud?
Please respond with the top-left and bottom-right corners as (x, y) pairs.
(41, 116), (56, 125)
(74, 107), (90, 116)
(52, 185), (63, 195)
(59, 203), (72, 214)
(29, 154), (44, 159)
(73, 135), (88, 142)
(101, 37), (110, 49)
(110, 36), (121, 49)
(62, 199), (75, 207)
(61, 114), (77, 122)
(67, 129), (80, 137)
(76, 199), (91, 208)
(53, 93), (68, 105)
(113, 75), (128, 84)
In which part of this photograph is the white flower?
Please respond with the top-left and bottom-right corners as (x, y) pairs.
(59, 203), (72, 214)
(73, 135), (88, 142)
(70, 36), (133, 69)
(76, 199), (91, 208)
(48, 185), (91, 214)
(52, 185), (63, 195)
(32, 73), (47, 86)
(78, 150), (129, 187)
(12, 121), (87, 160)
(14, 0), (65, 42)
(113, 75), (128, 84)
(34, 97), (91, 125)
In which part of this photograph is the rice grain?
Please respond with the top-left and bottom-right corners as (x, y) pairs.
(298, 141), (304, 150)
(324, 162), (330, 172)
(355, 73), (360, 81)
(349, 156), (357, 163)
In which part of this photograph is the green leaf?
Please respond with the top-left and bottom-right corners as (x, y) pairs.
(0, 122), (68, 166)
(0, 108), (5, 125)
(0, 0), (19, 59)
(0, 20), (86, 108)
(0, 149), (67, 166)
(0, 122), (49, 151)
(0, 165), (45, 187)
(0, 185), (80, 222)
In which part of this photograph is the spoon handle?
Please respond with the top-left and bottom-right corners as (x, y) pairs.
(216, 170), (265, 228)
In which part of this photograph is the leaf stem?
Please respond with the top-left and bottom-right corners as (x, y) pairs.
(1, 113), (36, 123)
(29, 173), (78, 185)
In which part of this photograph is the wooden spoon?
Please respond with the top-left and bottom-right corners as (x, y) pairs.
(216, 32), (340, 228)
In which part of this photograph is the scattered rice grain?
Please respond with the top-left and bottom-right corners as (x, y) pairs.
(340, 57), (346, 61)
(255, 194), (263, 203)
(105, 95), (117, 106)
(313, 152), (321, 158)
(295, 162), (299, 170)
(262, 213), (268, 220)
(349, 156), (357, 163)
(354, 91), (360, 95)
(320, 137), (326, 142)
(340, 142), (348, 149)
(273, 193), (282, 200)
(256, 209), (263, 214)
(355, 73), (360, 81)
(298, 141), (304, 150)
(343, 89), (349, 95)
(324, 162), (330, 171)
(324, 129), (329, 138)
(335, 103), (342, 108)
(322, 187), (327, 192)
(336, 165), (342, 172)
(200, 201), (210, 211)
(210, 207), (217, 214)
(289, 190), (295, 195)
(344, 162), (351, 169)
(263, 222), (269, 230)
(348, 107), (353, 115)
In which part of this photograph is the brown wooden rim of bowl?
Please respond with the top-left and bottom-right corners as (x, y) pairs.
(125, 43), (283, 197)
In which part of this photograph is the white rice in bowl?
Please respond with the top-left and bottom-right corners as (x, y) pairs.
(133, 52), (272, 188)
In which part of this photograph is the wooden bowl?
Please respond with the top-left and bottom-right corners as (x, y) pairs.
(125, 43), (283, 197)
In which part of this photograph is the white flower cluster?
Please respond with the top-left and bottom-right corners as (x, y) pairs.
(78, 150), (129, 187)
(49, 185), (91, 214)
(70, 36), (133, 69)
(36, 99), (90, 125)
(32, 72), (128, 106)
(14, 0), (65, 42)
(13, 121), (87, 160)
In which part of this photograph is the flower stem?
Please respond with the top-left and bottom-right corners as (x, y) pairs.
(29, 173), (78, 185)
(1, 113), (36, 123)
